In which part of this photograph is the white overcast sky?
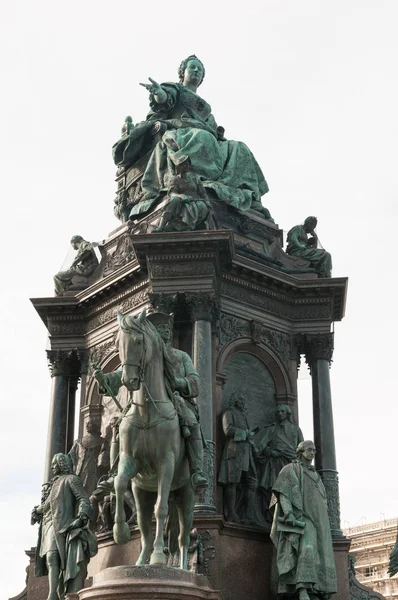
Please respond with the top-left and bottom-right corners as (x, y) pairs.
(1, 1), (397, 597)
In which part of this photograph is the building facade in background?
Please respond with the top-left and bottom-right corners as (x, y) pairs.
(344, 518), (398, 599)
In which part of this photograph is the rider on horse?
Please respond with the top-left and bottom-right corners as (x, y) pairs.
(94, 310), (207, 493)
(147, 311), (207, 492)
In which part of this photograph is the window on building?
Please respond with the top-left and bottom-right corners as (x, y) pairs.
(364, 567), (378, 577)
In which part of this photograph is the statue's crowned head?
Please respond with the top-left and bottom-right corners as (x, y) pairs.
(147, 311), (174, 344)
(178, 55), (205, 87)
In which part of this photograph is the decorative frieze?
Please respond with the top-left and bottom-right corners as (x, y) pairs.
(48, 319), (86, 336)
(89, 338), (118, 370)
(218, 315), (250, 347)
(221, 279), (331, 321)
(102, 233), (136, 278)
(150, 260), (215, 279)
(87, 289), (148, 332)
(250, 321), (291, 365)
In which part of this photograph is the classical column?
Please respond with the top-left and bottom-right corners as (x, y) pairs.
(187, 292), (218, 513)
(305, 333), (342, 537)
(44, 349), (84, 482)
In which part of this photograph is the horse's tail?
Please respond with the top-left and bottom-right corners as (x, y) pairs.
(165, 493), (180, 555)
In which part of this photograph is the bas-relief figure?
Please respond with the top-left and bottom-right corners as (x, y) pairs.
(68, 418), (109, 498)
(31, 453), (98, 600)
(271, 441), (337, 600)
(112, 55), (272, 223)
(53, 235), (99, 296)
(153, 160), (211, 232)
(254, 404), (304, 511)
(93, 310), (206, 569)
(286, 216), (332, 278)
(89, 417), (137, 532)
(218, 392), (258, 524)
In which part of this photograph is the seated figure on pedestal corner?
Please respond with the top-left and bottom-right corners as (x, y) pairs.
(286, 216), (332, 278)
(112, 55), (272, 221)
(218, 392), (258, 524)
(53, 235), (99, 296)
(254, 404), (303, 515)
(31, 453), (98, 600)
(68, 418), (109, 498)
(93, 311), (207, 493)
(270, 440), (337, 600)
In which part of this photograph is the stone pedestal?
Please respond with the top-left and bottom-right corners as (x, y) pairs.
(29, 225), (360, 600)
(78, 565), (222, 600)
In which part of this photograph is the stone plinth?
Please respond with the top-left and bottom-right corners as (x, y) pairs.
(78, 565), (222, 600)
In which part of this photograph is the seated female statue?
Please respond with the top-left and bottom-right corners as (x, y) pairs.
(112, 55), (272, 220)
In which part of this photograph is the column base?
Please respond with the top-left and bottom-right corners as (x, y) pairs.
(78, 565), (223, 600)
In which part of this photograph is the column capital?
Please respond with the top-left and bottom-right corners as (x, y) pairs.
(46, 348), (88, 378)
(147, 292), (178, 315)
(185, 292), (219, 322)
(304, 332), (334, 366)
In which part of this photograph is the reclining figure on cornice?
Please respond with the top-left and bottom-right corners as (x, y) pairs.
(112, 55), (273, 227)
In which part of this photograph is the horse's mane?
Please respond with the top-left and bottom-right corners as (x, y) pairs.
(119, 313), (176, 400)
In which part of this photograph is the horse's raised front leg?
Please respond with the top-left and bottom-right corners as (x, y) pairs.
(113, 450), (139, 545)
(175, 482), (195, 570)
(150, 455), (175, 565)
(133, 485), (156, 565)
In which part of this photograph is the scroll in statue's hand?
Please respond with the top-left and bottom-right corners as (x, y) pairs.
(284, 513), (296, 527)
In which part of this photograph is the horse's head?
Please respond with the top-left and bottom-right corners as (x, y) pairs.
(116, 309), (159, 391)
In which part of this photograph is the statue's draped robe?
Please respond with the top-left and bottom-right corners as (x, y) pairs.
(35, 474), (97, 592)
(218, 409), (256, 485)
(112, 83), (269, 217)
(254, 421), (303, 490)
(270, 462), (337, 595)
(286, 225), (332, 277)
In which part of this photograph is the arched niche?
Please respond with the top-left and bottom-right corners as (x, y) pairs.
(217, 339), (292, 429)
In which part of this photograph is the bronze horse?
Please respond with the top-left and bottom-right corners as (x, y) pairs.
(113, 310), (196, 568)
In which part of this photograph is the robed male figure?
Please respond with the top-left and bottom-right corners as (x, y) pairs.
(270, 441), (337, 600)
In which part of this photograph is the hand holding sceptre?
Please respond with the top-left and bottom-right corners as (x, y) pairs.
(139, 77), (167, 104)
